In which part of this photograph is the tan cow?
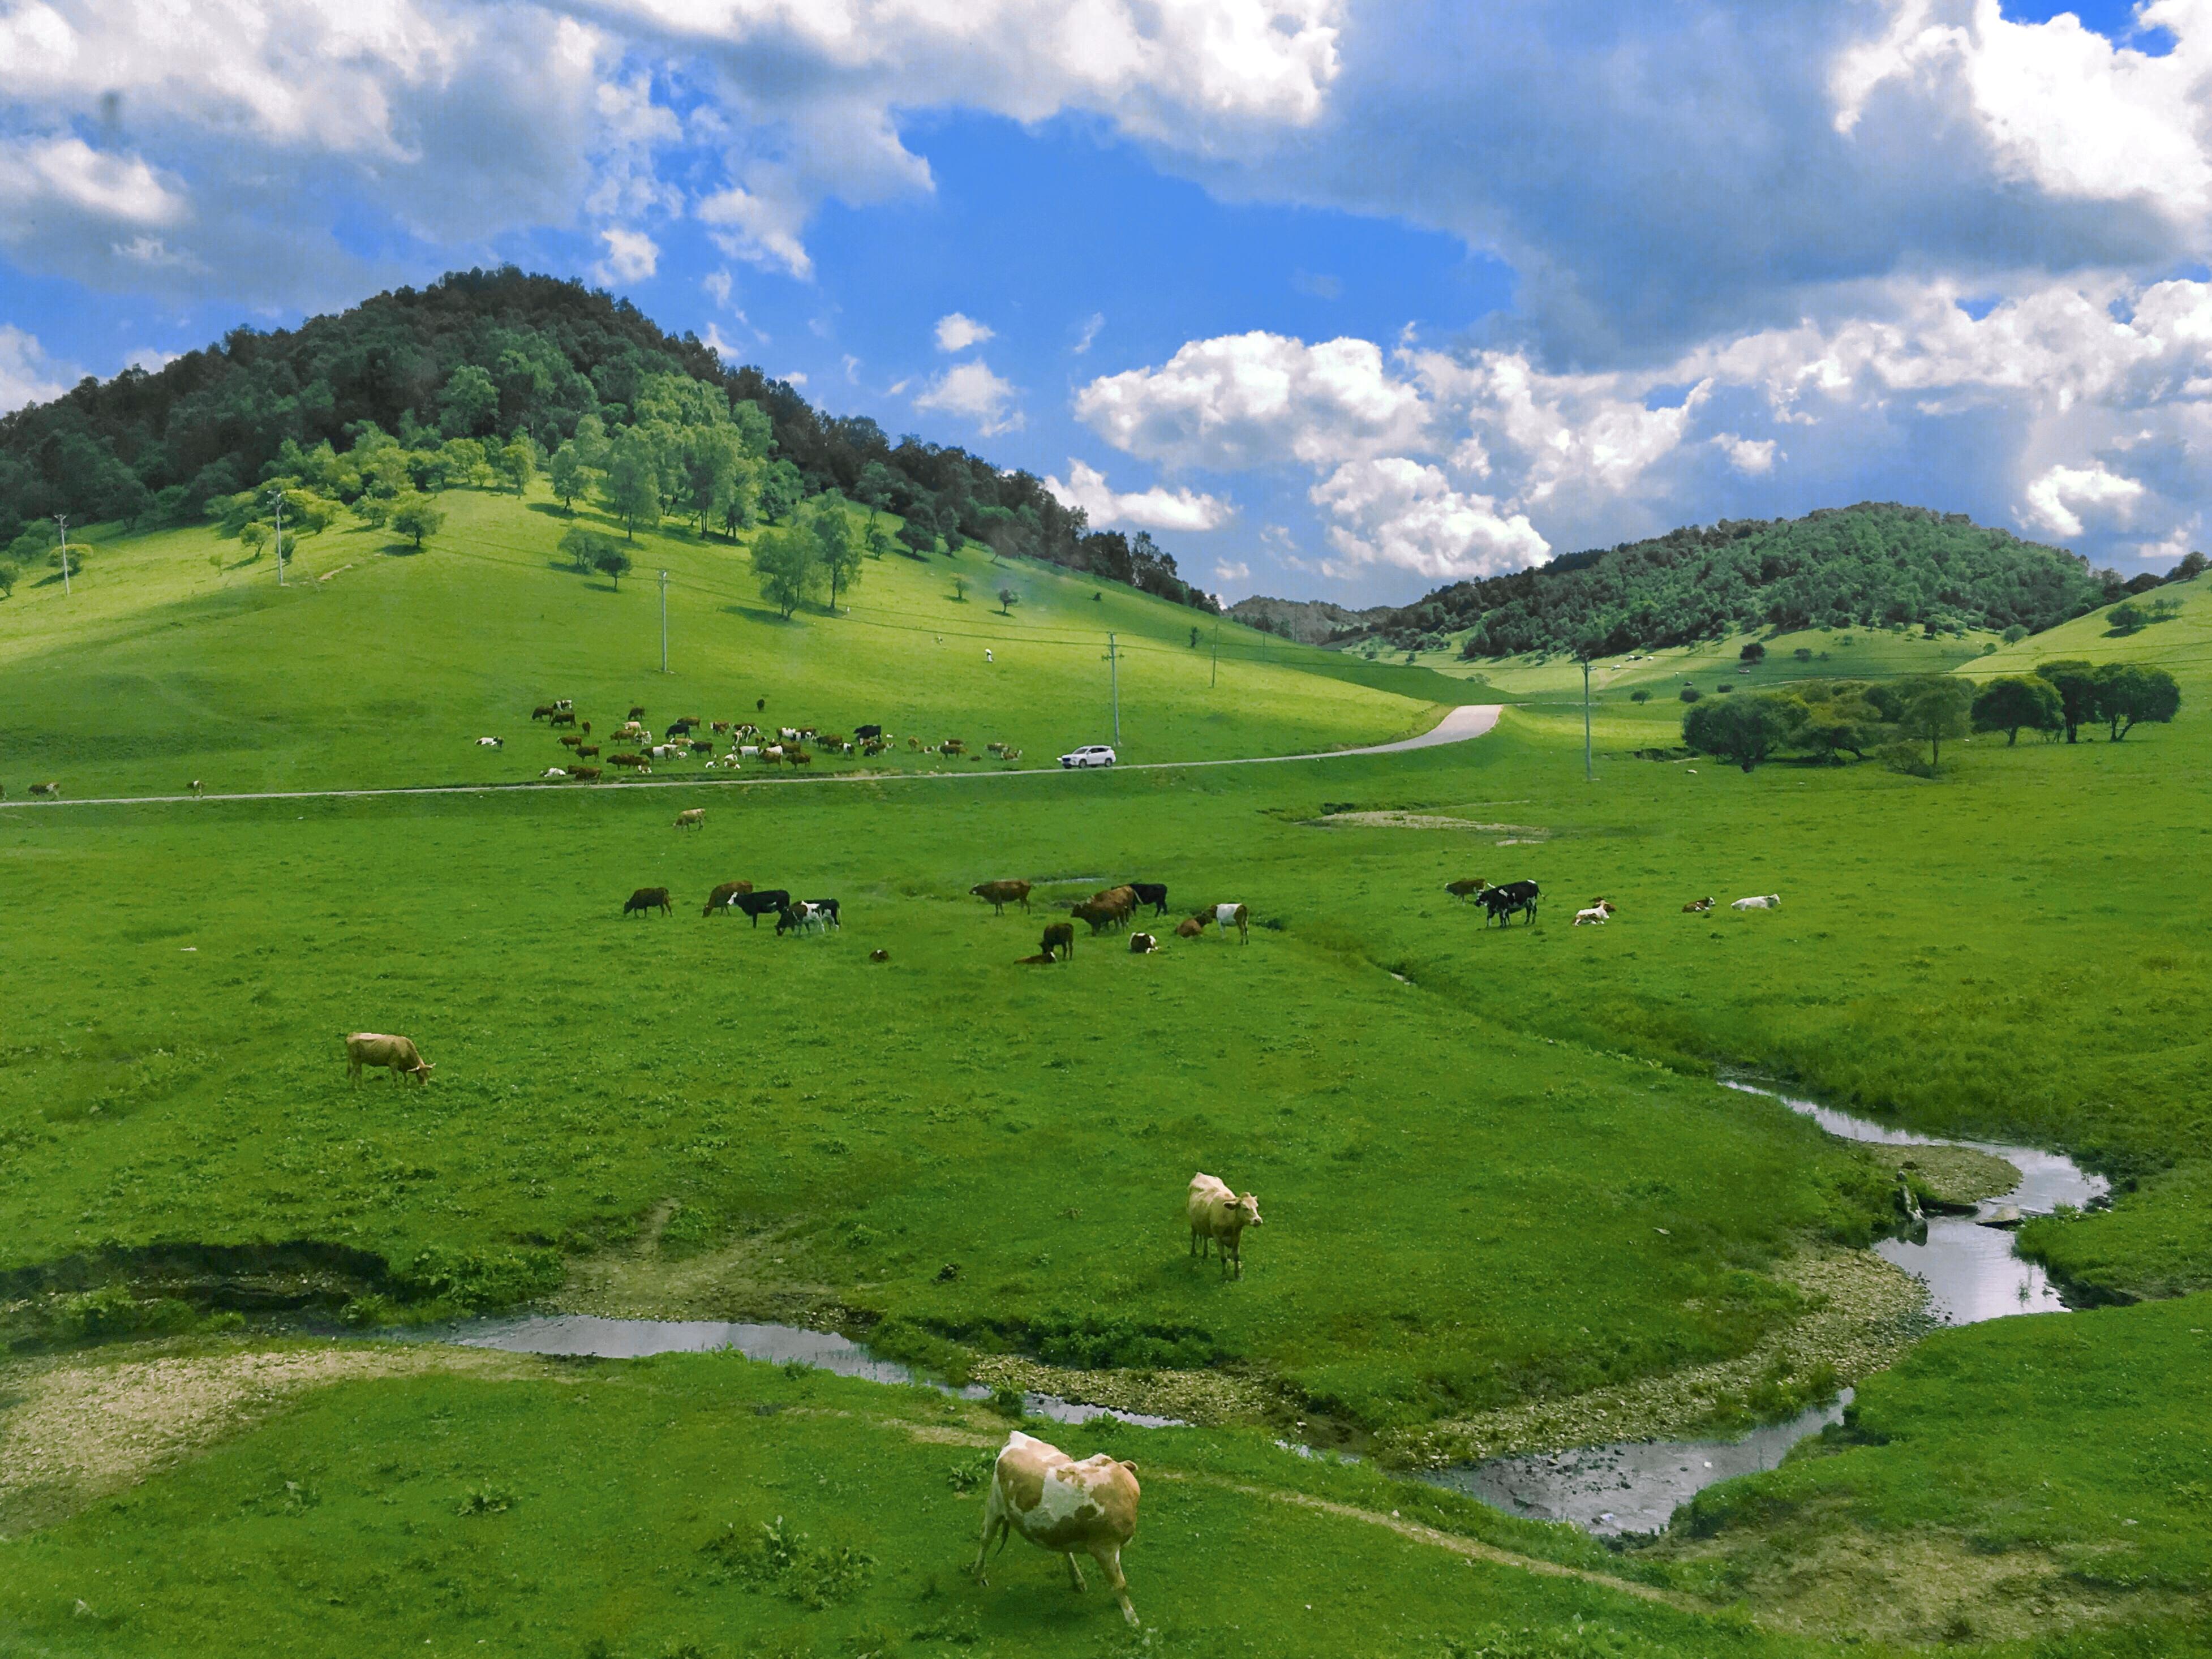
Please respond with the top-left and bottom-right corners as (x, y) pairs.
(972, 1429), (1141, 1626)
(343, 1032), (433, 1086)
(970, 879), (1033, 914)
(1188, 1172), (1263, 1278)
(703, 879), (754, 916)
(1446, 877), (1488, 901)
(674, 807), (706, 831)
(1173, 914), (1207, 939)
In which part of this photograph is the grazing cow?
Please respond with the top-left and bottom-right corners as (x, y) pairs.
(788, 750), (813, 767)
(756, 698), (766, 712)
(531, 704), (555, 721)
(188, 780), (204, 798)
(690, 739), (714, 754)
(1129, 932), (1159, 954)
(568, 766), (602, 781)
(1731, 894), (1781, 911)
(577, 745), (600, 759)
(1480, 880), (1540, 927)
(869, 948), (889, 963)
(942, 739), (965, 755)
(1446, 877), (1489, 901)
(616, 721), (648, 742)
(540, 767), (569, 780)
(629, 706), (647, 720)
(1072, 897), (1130, 936)
(559, 735), (583, 750)
(608, 753), (646, 770)
(344, 1031), (433, 1086)
(712, 721), (729, 735)
(731, 889), (791, 927)
(553, 699), (573, 712)
(1174, 915), (1206, 939)
(779, 727), (801, 742)
(1040, 921), (1075, 961)
(972, 1430), (1142, 1627)
(1129, 882), (1169, 917)
(666, 717), (697, 736)
(703, 880), (755, 916)
(477, 736), (505, 749)
(623, 887), (673, 917)
(29, 781), (59, 797)
(1213, 902), (1250, 944)
(1682, 896), (1715, 913)
(776, 900), (825, 936)
(649, 743), (684, 761)
(855, 724), (883, 741)
(549, 710), (577, 728)
(1571, 901), (1614, 926)
(804, 898), (841, 929)
(1188, 1172), (1264, 1279)
(674, 807), (706, 831)
(971, 880), (1033, 915)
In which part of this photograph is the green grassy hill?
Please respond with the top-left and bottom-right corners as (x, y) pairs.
(0, 485), (1468, 798)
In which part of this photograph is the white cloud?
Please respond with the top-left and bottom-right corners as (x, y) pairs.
(934, 312), (994, 353)
(1073, 312), (1104, 354)
(1215, 558), (1251, 586)
(781, 369), (809, 386)
(701, 323), (745, 364)
(703, 268), (733, 307)
(126, 345), (182, 373)
(1043, 459), (1235, 532)
(595, 226), (660, 285)
(841, 353), (861, 382)
(0, 325), (70, 414)
(1310, 457), (1549, 581)
(914, 358), (1022, 435)
(1713, 433), (1779, 473)
(2024, 462), (2145, 539)
(698, 179), (815, 278)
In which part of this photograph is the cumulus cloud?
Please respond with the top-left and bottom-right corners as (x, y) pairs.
(596, 227), (660, 285)
(1044, 459), (1235, 532)
(914, 359), (1022, 435)
(0, 325), (70, 414)
(1310, 457), (1548, 579)
(934, 312), (994, 353)
(2024, 462), (2145, 539)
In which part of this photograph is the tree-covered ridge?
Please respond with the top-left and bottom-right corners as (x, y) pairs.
(0, 267), (1215, 610)
(1349, 505), (2128, 657)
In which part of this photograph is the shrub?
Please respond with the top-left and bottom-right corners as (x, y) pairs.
(2108, 601), (2145, 634)
(1679, 686), (1700, 703)
(1683, 690), (1803, 770)
(1739, 641), (1766, 663)
(1629, 689), (1651, 703)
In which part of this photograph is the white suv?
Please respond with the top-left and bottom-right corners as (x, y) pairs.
(1059, 744), (1118, 769)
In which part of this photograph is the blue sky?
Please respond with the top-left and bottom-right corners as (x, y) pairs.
(6, 0), (2212, 603)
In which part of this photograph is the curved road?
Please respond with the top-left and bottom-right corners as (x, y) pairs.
(0, 701), (1505, 811)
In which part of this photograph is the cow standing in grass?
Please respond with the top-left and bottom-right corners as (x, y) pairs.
(972, 1430), (1142, 1627)
(1040, 922), (1075, 961)
(624, 887), (672, 917)
(1188, 1172), (1263, 1278)
(344, 1032), (433, 1086)
(971, 880), (1032, 914)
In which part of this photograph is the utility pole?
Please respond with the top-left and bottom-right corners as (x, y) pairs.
(1106, 631), (1122, 745)
(53, 514), (70, 596)
(659, 569), (670, 672)
(1582, 657), (1594, 783)
(268, 487), (286, 587)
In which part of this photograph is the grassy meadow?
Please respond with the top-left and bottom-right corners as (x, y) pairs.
(3, 499), (2211, 1654)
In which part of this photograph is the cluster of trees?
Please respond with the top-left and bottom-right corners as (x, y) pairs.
(0, 266), (1217, 611)
(750, 496), (870, 618)
(1680, 661), (2181, 772)
(1330, 505), (2139, 659)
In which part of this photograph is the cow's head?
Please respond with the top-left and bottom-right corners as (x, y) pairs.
(1234, 1192), (1263, 1228)
(409, 1061), (436, 1084)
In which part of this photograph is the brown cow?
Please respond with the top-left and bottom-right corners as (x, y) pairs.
(703, 879), (755, 916)
(624, 887), (673, 917)
(972, 1429), (1141, 1626)
(869, 948), (890, 962)
(29, 781), (59, 797)
(549, 710), (577, 728)
(1071, 897), (1129, 935)
(1128, 932), (1159, 954)
(531, 704), (555, 721)
(1188, 1172), (1263, 1278)
(674, 807), (706, 831)
(1173, 915), (1206, 939)
(1040, 921), (1075, 961)
(629, 705), (647, 720)
(560, 734), (583, 750)
(568, 766), (602, 781)
(577, 745), (600, 759)
(971, 879), (1033, 914)
(1446, 878), (1489, 901)
(344, 1031), (433, 1086)
(609, 752), (646, 770)
(1682, 896), (1715, 913)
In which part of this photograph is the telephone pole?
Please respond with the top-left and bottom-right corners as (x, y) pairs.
(268, 487), (286, 587)
(1106, 631), (1121, 744)
(53, 514), (70, 596)
(659, 569), (671, 672)
(1582, 657), (1594, 783)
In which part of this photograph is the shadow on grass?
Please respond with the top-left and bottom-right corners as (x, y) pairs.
(721, 604), (800, 626)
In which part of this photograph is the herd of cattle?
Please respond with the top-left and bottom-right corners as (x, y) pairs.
(967, 878), (1253, 961)
(1446, 878), (1782, 926)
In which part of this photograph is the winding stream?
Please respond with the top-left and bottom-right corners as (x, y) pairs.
(1422, 1081), (2108, 1535)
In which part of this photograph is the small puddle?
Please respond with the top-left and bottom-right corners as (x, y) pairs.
(1428, 1081), (2107, 1536)
(391, 1312), (1186, 1429)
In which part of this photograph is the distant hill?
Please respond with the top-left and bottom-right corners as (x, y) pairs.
(1225, 594), (1389, 643)
(1343, 504), (2132, 658)
(0, 267), (1214, 611)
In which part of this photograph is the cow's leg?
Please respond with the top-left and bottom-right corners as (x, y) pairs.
(1065, 1552), (1087, 1591)
(347, 1056), (361, 1086)
(1090, 1545), (1137, 1626)
(971, 1487), (1004, 1584)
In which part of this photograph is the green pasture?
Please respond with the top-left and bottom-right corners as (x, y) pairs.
(0, 487), (1462, 799)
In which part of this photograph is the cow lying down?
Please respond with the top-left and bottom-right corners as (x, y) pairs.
(973, 1430), (1141, 1626)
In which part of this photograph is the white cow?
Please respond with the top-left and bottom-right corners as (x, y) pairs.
(475, 736), (504, 748)
(540, 767), (569, 780)
(1571, 901), (1614, 926)
(1731, 894), (1781, 911)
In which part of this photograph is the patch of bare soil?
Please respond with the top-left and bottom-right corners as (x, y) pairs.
(965, 1353), (1279, 1425)
(0, 1342), (525, 1532)
(1306, 810), (1549, 837)
(1649, 1510), (2206, 1644)
(1383, 1245), (1930, 1469)
(1891, 1144), (2022, 1207)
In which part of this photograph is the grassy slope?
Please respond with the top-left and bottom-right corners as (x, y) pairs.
(0, 487), (1464, 798)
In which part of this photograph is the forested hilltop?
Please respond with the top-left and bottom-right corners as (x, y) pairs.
(1350, 505), (2147, 657)
(0, 267), (1214, 609)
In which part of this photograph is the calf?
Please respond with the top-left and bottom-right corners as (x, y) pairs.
(1129, 931), (1159, 954)
(1174, 914), (1206, 939)
(1040, 921), (1075, 961)
(476, 736), (504, 749)
(971, 879), (1033, 915)
(732, 889), (791, 927)
(624, 887), (673, 917)
(1188, 1172), (1263, 1278)
(1129, 882), (1169, 916)
(703, 880), (754, 916)
(804, 897), (841, 929)
(1446, 877), (1489, 901)
(1731, 894), (1781, 911)
(776, 900), (824, 936)
(344, 1031), (433, 1086)
(869, 948), (890, 963)
(674, 807), (706, 831)
(1213, 902), (1249, 944)
(1571, 901), (1614, 926)
(1682, 896), (1714, 913)
(972, 1430), (1142, 1627)
(188, 780), (204, 797)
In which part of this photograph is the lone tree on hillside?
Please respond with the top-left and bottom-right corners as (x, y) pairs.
(1897, 676), (1975, 767)
(593, 545), (633, 590)
(560, 526), (615, 574)
(810, 495), (863, 612)
(2034, 660), (2100, 742)
(997, 585), (1020, 616)
(2108, 601), (2146, 635)
(2093, 662), (2181, 740)
(600, 427), (662, 541)
(389, 493), (445, 551)
(1683, 691), (1801, 770)
(1740, 641), (1766, 663)
(547, 441), (594, 515)
(753, 524), (822, 619)
(1972, 674), (2063, 745)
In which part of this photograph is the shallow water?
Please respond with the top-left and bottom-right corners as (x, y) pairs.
(1429, 1082), (2106, 1535)
(401, 1312), (1184, 1428)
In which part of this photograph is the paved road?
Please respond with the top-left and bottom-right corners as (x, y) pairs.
(0, 701), (1506, 811)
